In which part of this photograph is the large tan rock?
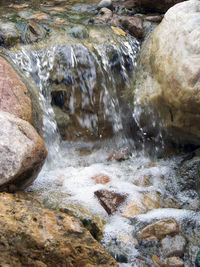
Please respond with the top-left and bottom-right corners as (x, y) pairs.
(0, 192), (117, 267)
(0, 55), (42, 135)
(0, 111), (47, 191)
(139, 219), (179, 240)
(134, 1), (200, 146)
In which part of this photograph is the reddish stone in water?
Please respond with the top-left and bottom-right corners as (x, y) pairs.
(121, 16), (143, 39)
(94, 189), (127, 215)
(92, 174), (111, 184)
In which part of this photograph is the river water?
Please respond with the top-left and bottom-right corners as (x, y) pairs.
(3, 0), (200, 265)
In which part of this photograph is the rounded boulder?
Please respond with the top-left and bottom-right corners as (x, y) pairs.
(0, 111), (47, 191)
(133, 1), (200, 146)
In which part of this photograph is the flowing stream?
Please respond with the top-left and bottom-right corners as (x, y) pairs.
(3, 0), (200, 265)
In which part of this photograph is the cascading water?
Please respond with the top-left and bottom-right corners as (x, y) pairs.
(10, 47), (61, 162)
(4, 1), (200, 265)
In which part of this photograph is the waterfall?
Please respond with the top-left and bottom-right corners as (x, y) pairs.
(7, 23), (200, 267)
(9, 33), (140, 160)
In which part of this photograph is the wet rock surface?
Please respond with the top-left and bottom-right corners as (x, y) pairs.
(0, 55), (42, 135)
(0, 22), (20, 46)
(94, 189), (127, 214)
(122, 200), (142, 218)
(0, 192), (117, 266)
(161, 235), (186, 257)
(139, 219), (179, 240)
(133, 1), (200, 146)
(166, 256), (185, 267)
(94, 7), (113, 24)
(0, 111), (47, 191)
(25, 20), (47, 43)
(121, 16), (143, 39)
(0, 56), (31, 122)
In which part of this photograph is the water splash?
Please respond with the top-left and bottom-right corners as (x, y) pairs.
(10, 47), (61, 163)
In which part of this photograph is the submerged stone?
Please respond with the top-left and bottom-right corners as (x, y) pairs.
(0, 22), (20, 46)
(107, 149), (130, 161)
(195, 251), (200, 267)
(94, 189), (127, 214)
(25, 20), (46, 43)
(67, 25), (89, 39)
(122, 200), (142, 218)
(139, 219), (179, 240)
(161, 235), (186, 257)
(92, 174), (111, 184)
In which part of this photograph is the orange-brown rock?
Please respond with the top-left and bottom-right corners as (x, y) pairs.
(53, 17), (69, 25)
(0, 111), (47, 191)
(122, 200), (142, 218)
(140, 219), (179, 240)
(0, 192), (117, 267)
(0, 55), (42, 135)
(152, 254), (164, 267)
(166, 256), (185, 267)
(94, 189), (127, 215)
(92, 174), (111, 184)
